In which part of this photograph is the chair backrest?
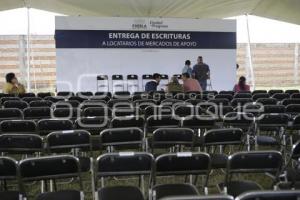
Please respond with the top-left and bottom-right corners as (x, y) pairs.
(226, 151), (283, 177)
(154, 152), (211, 185)
(0, 157), (18, 181)
(257, 113), (289, 127)
(107, 99), (132, 108)
(256, 97), (277, 105)
(146, 115), (180, 132)
(285, 89), (299, 95)
(3, 100), (29, 109)
(37, 92), (52, 98)
(219, 91), (235, 96)
(37, 119), (73, 136)
(142, 74), (153, 80)
(57, 91), (75, 97)
(22, 97), (42, 103)
(204, 128), (243, 146)
(0, 97), (20, 104)
(159, 195), (234, 200)
(53, 100), (80, 108)
(145, 106), (173, 118)
(112, 107), (141, 117)
(23, 107), (51, 120)
(0, 108), (23, 121)
(174, 105), (197, 118)
(29, 100), (53, 107)
(19, 155), (82, 184)
(263, 105), (286, 114)
(252, 93), (270, 101)
(282, 98), (300, 106)
(152, 128), (195, 151)
(215, 94), (233, 101)
(223, 112), (254, 128)
(268, 89), (283, 96)
(231, 98), (253, 107)
(100, 127), (144, 150)
(0, 134), (43, 153)
(134, 99), (157, 110)
(44, 96), (65, 103)
(69, 96), (88, 103)
(235, 190), (300, 200)
(233, 93), (252, 99)
(18, 93), (35, 98)
(252, 90), (267, 95)
(94, 91), (112, 98)
(52, 107), (80, 120)
(97, 75), (108, 80)
(112, 74), (123, 80)
(181, 115), (216, 129)
(127, 74), (138, 80)
(95, 152), (153, 187)
(272, 93), (290, 101)
(0, 120), (37, 134)
(207, 106), (234, 119)
(111, 116), (145, 128)
(76, 91), (93, 97)
(286, 104), (300, 115)
(291, 93), (300, 99)
(75, 117), (110, 134)
(208, 98), (229, 106)
(82, 107), (112, 118)
(45, 130), (91, 153)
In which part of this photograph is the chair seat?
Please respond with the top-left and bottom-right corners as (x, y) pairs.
(256, 135), (280, 146)
(36, 190), (81, 200)
(153, 183), (199, 200)
(98, 186), (144, 200)
(211, 154), (228, 169)
(0, 191), (21, 200)
(218, 181), (262, 197)
(79, 157), (91, 172)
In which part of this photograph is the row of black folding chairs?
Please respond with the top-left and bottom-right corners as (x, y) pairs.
(0, 151), (296, 200)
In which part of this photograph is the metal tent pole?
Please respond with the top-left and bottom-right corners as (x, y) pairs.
(245, 14), (255, 89)
(26, 7), (31, 92)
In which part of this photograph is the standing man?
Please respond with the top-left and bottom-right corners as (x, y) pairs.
(182, 60), (193, 77)
(192, 56), (210, 91)
(145, 73), (161, 92)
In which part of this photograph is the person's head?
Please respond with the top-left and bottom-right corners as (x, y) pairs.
(153, 73), (161, 83)
(185, 60), (191, 67)
(182, 73), (190, 81)
(197, 56), (203, 64)
(6, 73), (17, 84)
(238, 76), (246, 89)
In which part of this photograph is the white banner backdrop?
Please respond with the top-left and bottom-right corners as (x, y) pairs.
(55, 17), (236, 92)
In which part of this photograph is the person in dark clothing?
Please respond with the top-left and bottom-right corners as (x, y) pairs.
(145, 73), (161, 92)
(192, 56), (210, 91)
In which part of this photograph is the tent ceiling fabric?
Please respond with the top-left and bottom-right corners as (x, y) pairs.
(1, 0), (300, 25)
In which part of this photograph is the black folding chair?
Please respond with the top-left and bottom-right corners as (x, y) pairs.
(0, 134), (43, 156)
(23, 107), (51, 121)
(113, 91), (131, 99)
(112, 75), (124, 92)
(219, 91), (234, 96)
(286, 104), (300, 117)
(75, 117), (110, 135)
(150, 128), (195, 154)
(282, 98), (300, 106)
(256, 98), (277, 105)
(159, 195), (233, 200)
(127, 74), (139, 93)
(19, 155), (84, 200)
(0, 157), (22, 200)
(231, 98), (253, 107)
(0, 120), (37, 134)
(252, 90), (267, 95)
(69, 96), (88, 103)
(29, 100), (53, 107)
(76, 91), (93, 98)
(272, 93), (290, 101)
(214, 94), (233, 101)
(22, 97), (42, 103)
(144, 106), (172, 119)
(233, 93), (252, 99)
(82, 107), (112, 118)
(112, 107), (142, 117)
(52, 107), (80, 121)
(53, 100), (80, 109)
(0, 97), (20, 105)
(285, 90), (300, 95)
(111, 116), (145, 129)
(263, 105), (286, 114)
(95, 152), (153, 200)
(107, 99), (133, 108)
(236, 190), (300, 200)
(45, 130), (92, 173)
(252, 93), (270, 101)
(203, 128), (244, 169)
(18, 93), (35, 98)
(0, 108), (23, 122)
(217, 151), (283, 197)
(269, 90), (283, 96)
(37, 92), (52, 98)
(146, 115), (180, 134)
(151, 152), (211, 200)
(37, 119), (74, 136)
(57, 91), (75, 97)
(100, 127), (144, 151)
(3, 100), (28, 109)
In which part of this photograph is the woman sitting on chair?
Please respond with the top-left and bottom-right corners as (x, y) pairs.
(233, 76), (250, 93)
(3, 73), (26, 95)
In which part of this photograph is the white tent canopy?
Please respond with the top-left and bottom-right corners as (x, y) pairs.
(0, 0), (300, 25)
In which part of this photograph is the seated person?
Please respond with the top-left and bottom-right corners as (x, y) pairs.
(233, 76), (250, 93)
(182, 73), (202, 92)
(145, 73), (161, 92)
(3, 73), (26, 95)
(166, 76), (183, 93)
